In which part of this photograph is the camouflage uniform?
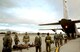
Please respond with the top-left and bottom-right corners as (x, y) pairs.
(23, 32), (30, 44)
(64, 35), (68, 43)
(54, 33), (59, 47)
(59, 32), (63, 46)
(45, 33), (51, 52)
(14, 33), (19, 45)
(35, 32), (42, 52)
(2, 31), (12, 52)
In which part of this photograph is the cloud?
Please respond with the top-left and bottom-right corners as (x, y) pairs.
(9, 8), (58, 23)
(0, 17), (36, 24)
(0, 0), (80, 33)
(0, 0), (17, 8)
(0, 23), (39, 32)
(0, 7), (59, 24)
(0, 0), (80, 24)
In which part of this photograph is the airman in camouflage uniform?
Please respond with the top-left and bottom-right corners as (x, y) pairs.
(64, 35), (68, 43)
(34, 32), (42, 52)
(54, 33), (59, 47)
(14, 33), (20, 45)
(59, 32), (63, 46)
(2, 31), (12, 52)
(45, 33), (52, 52)
(23, 32), (30, 44)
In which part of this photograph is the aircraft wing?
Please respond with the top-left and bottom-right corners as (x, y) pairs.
(72, 20), (80, 23)
(77, 27), (80, 29)
(39, 28), (62, 30)
(39, 28), (63, 32)
(39, 22), (60, 26)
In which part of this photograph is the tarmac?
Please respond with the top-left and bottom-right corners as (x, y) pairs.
(60, 38), (80, 52)
(0, 34), (80, 52)
(0, 34), (55, 52)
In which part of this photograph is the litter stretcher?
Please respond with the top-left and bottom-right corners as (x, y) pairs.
(12, 43), (35, 52)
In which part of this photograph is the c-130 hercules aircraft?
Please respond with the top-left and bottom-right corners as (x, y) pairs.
(39, 0), (80, 39)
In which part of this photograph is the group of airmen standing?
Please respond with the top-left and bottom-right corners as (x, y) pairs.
(2, 31), (30, 52)
(54, 32), (67, 47)
(2, 31), (68, 52)
(34, 32), (68, 52)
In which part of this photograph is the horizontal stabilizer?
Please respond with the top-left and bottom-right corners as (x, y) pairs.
(72, 20), (80, 23)
(39, 22), (60, 26)
(77, 27), (80, 29)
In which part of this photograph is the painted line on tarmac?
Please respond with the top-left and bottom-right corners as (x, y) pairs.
(55, 47), (60, 52)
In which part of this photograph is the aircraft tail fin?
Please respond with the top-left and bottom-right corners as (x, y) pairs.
(63, 0), (68, 19)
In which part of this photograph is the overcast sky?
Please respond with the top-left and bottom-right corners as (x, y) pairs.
(0, 0), (80, 33)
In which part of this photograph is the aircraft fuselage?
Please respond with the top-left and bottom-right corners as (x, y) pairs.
(60, 19), (76, 38)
